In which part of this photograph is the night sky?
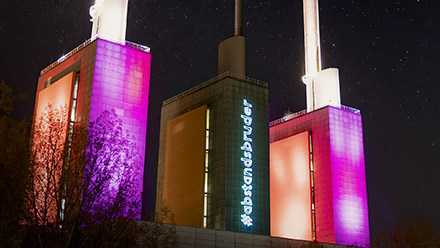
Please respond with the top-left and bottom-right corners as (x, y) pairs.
(1, 0), (440, 239)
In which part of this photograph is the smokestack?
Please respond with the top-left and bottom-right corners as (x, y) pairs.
(302, 0), (341, 112)
(90, 0), (128, 45)
(303, 0), (321, 76)
(234, 0), (242, 36)
(218, 0), (246, 75)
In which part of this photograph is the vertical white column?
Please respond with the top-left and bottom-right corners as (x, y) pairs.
(303, 0), (322, 112)
(303, 0), (321, 76)
(203, 108), (210, 228)
(302, 0), (340, 112)
(89, 0), (104, 39)
(90, 0), (128, 44)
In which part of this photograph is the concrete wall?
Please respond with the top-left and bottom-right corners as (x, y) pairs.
(174, 224), (353, 248)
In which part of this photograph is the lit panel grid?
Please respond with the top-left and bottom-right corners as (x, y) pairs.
(328, 107), (370, 247)
(90, 39), (151, 219)
(270, 131), (312, 241)
(226, 86), (270, 235)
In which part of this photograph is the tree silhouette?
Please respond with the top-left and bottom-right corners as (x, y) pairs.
(63, 109), (143, 247)
(372, 219), (440, 248)
(141, 200), (177, 248)
(23, 106), (147, 247)
(0, 81), (31, 247)
(26, 103), (69, 228)
(0, 80), (15, 115)
(1, 81), (176, 247)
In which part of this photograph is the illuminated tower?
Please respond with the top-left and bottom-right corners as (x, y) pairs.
(302, 0), (340, 112)
(156, 0), (270, 235)
(269, 0), (370, 246)
(32, 0), (151, 221)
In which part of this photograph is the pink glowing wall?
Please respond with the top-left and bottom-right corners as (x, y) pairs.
(270, 106), (369, 247)
(90, 39), (151, 218)
(328, 107), (369, 246)
(270, 131), (312, 241)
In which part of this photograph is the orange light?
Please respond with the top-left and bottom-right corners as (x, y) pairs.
(32, 72), (75, 224)
(35, 72), (75, 123)
(270, 131), (312, 240)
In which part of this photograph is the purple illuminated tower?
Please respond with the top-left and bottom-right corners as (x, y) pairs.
(32, 0), (151, 220)
(269, 0), (370, 246)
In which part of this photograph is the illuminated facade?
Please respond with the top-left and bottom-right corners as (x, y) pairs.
(269, 106), (370, 246)
(156, 72), (270, 235)
(270, 131), (313, 241)
(267, 0), (370, 245)
(32, 37), (151, 220)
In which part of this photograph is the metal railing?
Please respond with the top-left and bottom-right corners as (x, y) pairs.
(340, 105), (361, 114)
(269, 105), (361, 127)
(163, 71), (268, 106)
(40, 38), (93, 75)
(269, 109), (308, 126)
(40, 38), (151, 75)
(125, 41), (150, 53)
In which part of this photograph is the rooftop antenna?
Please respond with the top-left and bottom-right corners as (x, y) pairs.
(234, 0), (242, 36)
(302, 0), (341, 112)
(218, 0), (246, 76)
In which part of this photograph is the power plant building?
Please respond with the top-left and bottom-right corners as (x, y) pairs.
(31, 0), (371, 246)
(156, 72), (270, 235)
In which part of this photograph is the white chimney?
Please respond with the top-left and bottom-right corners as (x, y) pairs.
(302, 0), (341, 112)
(90, 0), (128, 45)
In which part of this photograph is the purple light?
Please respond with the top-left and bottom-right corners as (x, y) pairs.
(329, 107), (369, 247)
(90, 39), (151, 219)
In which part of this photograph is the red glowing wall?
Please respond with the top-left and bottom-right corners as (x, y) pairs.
(32, 72), (75, 223)
(35, 72), (75, 123)
(270, 131), (313, 240)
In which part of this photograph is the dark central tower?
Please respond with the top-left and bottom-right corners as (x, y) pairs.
(155, 0), (270, 235)
(218, 0), (245, 76)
